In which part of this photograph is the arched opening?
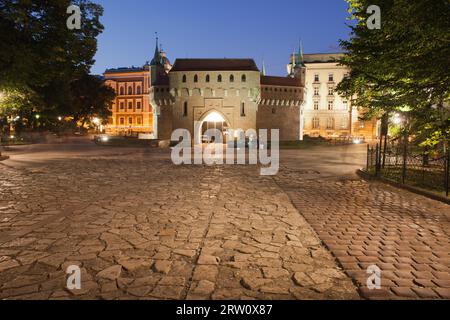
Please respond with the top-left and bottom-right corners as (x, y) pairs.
(197, 111), (230, 145)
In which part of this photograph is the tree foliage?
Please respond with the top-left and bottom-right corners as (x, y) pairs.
(337, 0), (450, 145)
(0, 0), (114, 132)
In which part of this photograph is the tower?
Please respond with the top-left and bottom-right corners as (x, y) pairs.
(150, 35), (167, 86)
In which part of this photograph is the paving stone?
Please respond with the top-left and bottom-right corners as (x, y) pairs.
(96, 265), (122, 280)
(152, 260), (172, 274)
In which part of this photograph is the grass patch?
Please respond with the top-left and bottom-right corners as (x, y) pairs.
(279, 137), (330, 149)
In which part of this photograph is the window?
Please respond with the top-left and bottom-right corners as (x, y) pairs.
(241, 75), (246, 82)
(136, 101), (141, 109)
(206, 75), (210, 83)
(314, 87), (320, 96)
(128, 87), (133, 95)
(218, 75), (222, 82)
(314, 74), (320, 82)
(136, 86), (141, 95)
(128, 102), (133, 109)
(240, 102), (246, 117)
(183, 102), (188, 117)
(328, 101), (334, 110)
(341, 117), (349, 129)
(182, 75), (187, 83)
(194, 74), (198, 83)
(120, 87), (125, 95)
(120, 118), (125, 125)
(120, 102), (125, 109)
(359, 121), (365, 129)
(272, 108), (276, 114)
(230, 75), (234, 82)
(343, 101), (348, 110)
(137, 117), (142, 125)
(328, 73), (334, 82)
(328, 87), (334, 96)
(128, 117), (133, 125)
(314, 101), (319, 110)
(327, 118), (335, 129)
(312, 117), (320, 129)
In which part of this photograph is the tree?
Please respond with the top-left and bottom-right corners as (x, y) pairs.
(337, 0), (450, 147)
(0, 0), (106, 131)
(69, 74), (115, 127)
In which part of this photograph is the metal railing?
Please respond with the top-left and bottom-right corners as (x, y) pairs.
(367, 143), (450, 197)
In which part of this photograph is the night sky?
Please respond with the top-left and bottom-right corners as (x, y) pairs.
(91, 0), (352, 76)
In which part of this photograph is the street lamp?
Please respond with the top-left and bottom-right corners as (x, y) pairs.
(92, 117), (101, 134)
(58, 116), (62, 121)
(392, 113), (403, 125)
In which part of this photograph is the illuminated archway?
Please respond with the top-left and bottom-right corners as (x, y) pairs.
(196, 110), (230, 145)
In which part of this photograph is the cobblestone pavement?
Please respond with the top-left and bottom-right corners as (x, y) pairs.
(0, 150), (358, 300)
(275, 168), (450, 300)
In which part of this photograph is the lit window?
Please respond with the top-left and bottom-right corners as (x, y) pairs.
(120, 118), (124, 125)
(328, 74), (334, 82)
(136, 101), (141, 109)
(328, 101), (334, 110)
(327, 118), (335, 129)
(312, 117), (320, 129)
(128, 102), (133, 109)
(137, 117), (142, 125)
(128, 117), (133, 125)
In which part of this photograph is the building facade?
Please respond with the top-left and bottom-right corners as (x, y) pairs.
(104, 66), (152, 135)
(288, 52), (378, 140)
(104, 40), (377, 142)
(152, 59), (305, 142)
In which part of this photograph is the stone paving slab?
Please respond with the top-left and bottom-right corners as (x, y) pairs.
(275, 167), (450, 300)
(0, 155), (358, 300)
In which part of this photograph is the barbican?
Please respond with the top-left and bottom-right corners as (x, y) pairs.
(103, 38), (377, 142)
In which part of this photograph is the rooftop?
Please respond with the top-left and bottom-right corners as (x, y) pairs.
(260, 76), (302, 87)
(302, 53), (345, 64)
(170, 59), (259, 72)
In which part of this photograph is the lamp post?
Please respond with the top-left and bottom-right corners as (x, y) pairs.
(92, 117), (101, 134)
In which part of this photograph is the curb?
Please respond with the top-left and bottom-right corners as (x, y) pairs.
(356, 169), (450, 205)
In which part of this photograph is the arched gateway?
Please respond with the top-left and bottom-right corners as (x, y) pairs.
(195, 110), (231, 145)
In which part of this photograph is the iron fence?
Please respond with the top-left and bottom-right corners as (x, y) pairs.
(367, 142), (450, 197)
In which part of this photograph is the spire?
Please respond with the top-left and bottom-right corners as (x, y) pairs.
(262, 60), (266, 76)
(292, 51), (296, 69)
(151, 32), (162, 66)
(298, 40), (304, 64)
